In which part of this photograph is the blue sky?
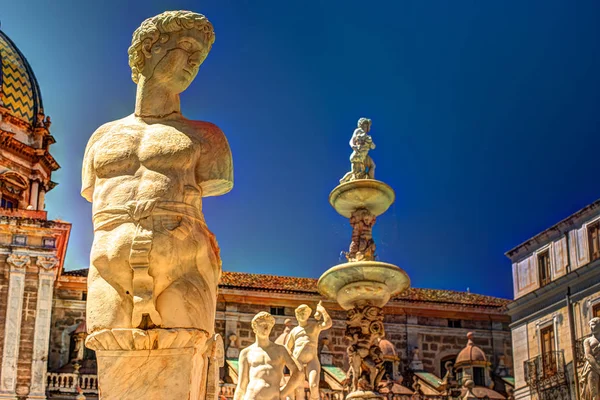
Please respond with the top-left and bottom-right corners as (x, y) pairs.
(2, 0), (599, 299)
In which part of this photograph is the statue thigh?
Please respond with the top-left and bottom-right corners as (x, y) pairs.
(88, 223), (136, 331)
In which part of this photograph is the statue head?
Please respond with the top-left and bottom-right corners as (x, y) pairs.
(128, 11), (215, 92)
(357, 117), (372, 132)
(295, 304), (312, 322)
(251, 312), (275, 339)
(590, 317), (600, 334)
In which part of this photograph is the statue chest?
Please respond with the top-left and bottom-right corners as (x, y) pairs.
(94, 125), (199, 176)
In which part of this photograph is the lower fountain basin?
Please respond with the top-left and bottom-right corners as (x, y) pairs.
(317, 261), (410, 310)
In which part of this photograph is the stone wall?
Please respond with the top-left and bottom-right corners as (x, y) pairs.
(48, 298), (86, 371)
(15, 263), (39, 397)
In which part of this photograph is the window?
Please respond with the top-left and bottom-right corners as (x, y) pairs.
(593, 303), (600, 319)
(538, 250), (552, 287)
(270, 307), (285, 316)
(540, 325), (557, 377)
(42, 237), (56, 248)
(589, 222), (600, 262)
(440, 355), (457, 378)
(473, 367), (486, 386)
(1, 196), (17, 209)
(82, 292), (87, 301)
(12, 235), (27, 246)
(448, 319), (462, 328)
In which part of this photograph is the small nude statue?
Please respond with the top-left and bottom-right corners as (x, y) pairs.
(235, 312), (302, 400)
(340, 118), (376, 183)
(286, 302), (333, 399)
(580, 317), (600, 400)
(81, 11), (233, 334)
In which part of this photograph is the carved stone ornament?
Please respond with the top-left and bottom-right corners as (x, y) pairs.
(7, 253), (31, 269)
(36, 255), (59, 270)
(343, 305), (386, 394)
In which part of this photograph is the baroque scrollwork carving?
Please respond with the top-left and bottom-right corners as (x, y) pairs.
(36, 255), (59, 270)
(7, 253), (30, 269)
(343, 304), (386, 393)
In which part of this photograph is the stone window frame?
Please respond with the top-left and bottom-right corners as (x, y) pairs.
(533, 243), (553, 285)
(11, 234), (27, 246)
(587, 219), (600, 263)
(534, 314), (560, 356)
(585, 296), (600, 321)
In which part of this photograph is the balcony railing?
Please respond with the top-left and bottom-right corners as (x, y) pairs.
(575, 334), (592, 366)
(46, 372), (98, 394)
(0, 207), (47, 220)
(524, 350), (567, 389)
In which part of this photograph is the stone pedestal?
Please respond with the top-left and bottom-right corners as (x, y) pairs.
(86, 328), (211, 400)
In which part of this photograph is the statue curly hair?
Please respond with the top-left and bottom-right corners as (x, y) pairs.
(128, 10), (216, 84)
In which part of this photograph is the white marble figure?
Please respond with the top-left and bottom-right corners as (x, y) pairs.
(81, 10), (233, 334)
(235, 312), (302, 400)
(340, 118), (376, 183)
(580, 317), (600, 400)
(286, 302), (333, 399)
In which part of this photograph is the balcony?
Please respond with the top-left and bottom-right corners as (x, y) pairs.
(524, 351), (567, 389)
(575, 334), (591, 366)
(0, 207), (47, 220)
(46, 372), (98, 395)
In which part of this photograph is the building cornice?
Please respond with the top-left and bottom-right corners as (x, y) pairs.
(0, 129), (60, 177)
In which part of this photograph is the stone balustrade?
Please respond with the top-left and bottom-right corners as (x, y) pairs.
(46, 372), (98, 394)
(0, 207), (47, 220)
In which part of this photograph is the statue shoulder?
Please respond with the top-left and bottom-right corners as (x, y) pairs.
(84, 116), (132, 155)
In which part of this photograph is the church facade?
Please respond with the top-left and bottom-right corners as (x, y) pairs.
(0, 28), (71, 400)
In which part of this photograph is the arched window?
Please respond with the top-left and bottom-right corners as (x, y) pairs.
(440, 354), (457, 378)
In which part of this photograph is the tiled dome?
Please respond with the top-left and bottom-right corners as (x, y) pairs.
(0, 29), (44, 127)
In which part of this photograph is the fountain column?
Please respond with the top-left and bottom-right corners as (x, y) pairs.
(318, 118), (410, 400)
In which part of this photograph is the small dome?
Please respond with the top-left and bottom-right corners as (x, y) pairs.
(379, 338), (397, 357)
(455, 332), (488, 366)
(0, 29), (44, 127)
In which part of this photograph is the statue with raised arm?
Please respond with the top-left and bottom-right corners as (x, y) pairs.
(81, 11), (233, 399)
(580, 317), (600, 400)
(235, 312), (302, 400)
(286, 302), (333, 399)
(340, 117), (376, 183)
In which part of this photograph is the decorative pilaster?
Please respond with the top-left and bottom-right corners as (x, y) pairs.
(27, 256), (59, 400)
(0, 254), (31, 400)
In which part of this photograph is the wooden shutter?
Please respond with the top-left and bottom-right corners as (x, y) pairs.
(569, 230), (580, 270)
(577, 226), (590, 267)
(552, 238), (568, 279)
(515, 255), (537, 297)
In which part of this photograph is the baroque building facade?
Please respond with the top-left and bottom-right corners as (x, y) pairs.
(506, 199), (600, 400)
(0, 28), (71, 400)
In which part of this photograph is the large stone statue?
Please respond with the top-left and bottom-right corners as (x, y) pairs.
(286, 302), (332, 399)
(581, 317), (600, 400)
(235, 312), (302, 400)
(340, 118), (376, 183)
(81, 10), (232, 399)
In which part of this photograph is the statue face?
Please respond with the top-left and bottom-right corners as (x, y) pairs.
(145, 30), (207, 93)
(295, 306), (311, 322)
(253, 319), (273, 339)
(591, 318), (600, 334)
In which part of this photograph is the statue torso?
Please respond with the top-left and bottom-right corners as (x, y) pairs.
(83, 114), (232, 215)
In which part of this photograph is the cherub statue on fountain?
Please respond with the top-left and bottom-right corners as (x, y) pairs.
(340, 118), (376, 183)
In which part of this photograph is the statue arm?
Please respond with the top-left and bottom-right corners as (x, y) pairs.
(195, 124), (234, 197)
(284, 330), (295, 353)
(234, 349), (250, 400)
(280, 346), (302, 398)
(317, 302), (333, 331)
